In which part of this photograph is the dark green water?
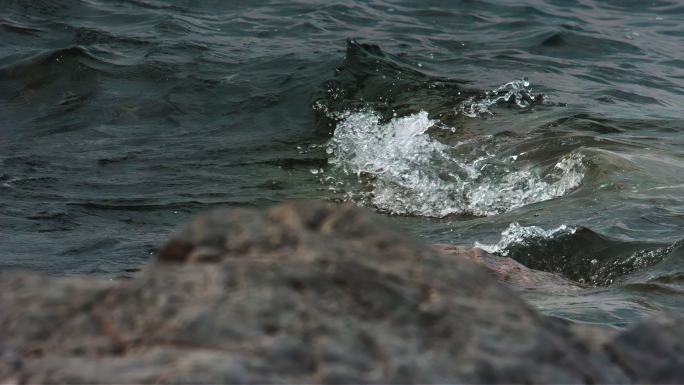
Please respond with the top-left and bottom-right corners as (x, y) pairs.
(1, 0), (683, 326)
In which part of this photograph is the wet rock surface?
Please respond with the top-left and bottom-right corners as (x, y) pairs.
(434, 244), (585, 294)
(1, 201), (682, 384)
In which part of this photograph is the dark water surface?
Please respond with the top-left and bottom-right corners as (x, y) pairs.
(2, 0), (684, 326)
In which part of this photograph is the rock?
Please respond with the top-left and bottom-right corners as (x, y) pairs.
(0, 201), (682, 383)
(605, 315), (684, 384)
(434, 244), (584, 293)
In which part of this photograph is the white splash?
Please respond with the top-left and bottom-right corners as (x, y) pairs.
(458, 78), (537, 117)
(475, 222), (577, 255)
(325, 109), (586, 217)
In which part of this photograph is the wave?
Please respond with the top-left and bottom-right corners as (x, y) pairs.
(314, 39), (479, 130)
(476, 222), (678, 286)
(0, 46), (100, 76)
(475, 222), (577, 255)
(324, 109), (586, 217)
(315, 40), (584, 217)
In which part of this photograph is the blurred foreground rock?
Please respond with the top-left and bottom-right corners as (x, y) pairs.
(1, 201), (682, 384)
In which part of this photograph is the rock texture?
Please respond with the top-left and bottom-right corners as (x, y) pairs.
(0, 201), (682, 384)
(435, 244), (584, 294)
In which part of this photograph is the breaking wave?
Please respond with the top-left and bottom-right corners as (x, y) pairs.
(475, 222), (577, 255)
(475, 222), (677, 286)
(323, 109), (586, 217)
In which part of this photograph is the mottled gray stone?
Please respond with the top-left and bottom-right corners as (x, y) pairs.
(0, 201), (682, 383)
(605, 315), (684, 384)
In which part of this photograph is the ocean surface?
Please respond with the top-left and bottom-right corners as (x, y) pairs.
(2, 0), (683, 327)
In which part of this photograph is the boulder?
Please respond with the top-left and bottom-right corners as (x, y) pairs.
(0, 201), (682, 383)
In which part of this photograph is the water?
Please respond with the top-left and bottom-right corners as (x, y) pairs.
(1, 0), (683, 327)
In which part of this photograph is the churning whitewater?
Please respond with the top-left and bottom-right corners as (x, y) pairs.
(323, 99), (586, 217)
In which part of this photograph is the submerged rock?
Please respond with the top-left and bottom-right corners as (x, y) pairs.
(0, 201), (682, 383)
